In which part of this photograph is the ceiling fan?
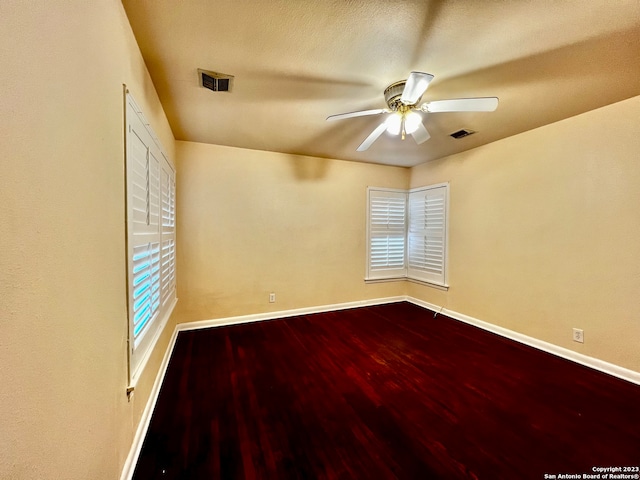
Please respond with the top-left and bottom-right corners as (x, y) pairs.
(326, 72), (498, 151)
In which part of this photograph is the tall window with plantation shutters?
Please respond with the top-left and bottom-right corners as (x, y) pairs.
(366, 188), (407, 280)
(366, 184), (448, 287)
(126, 92), (177, 386)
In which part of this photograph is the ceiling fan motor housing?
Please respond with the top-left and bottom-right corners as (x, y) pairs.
(384, 80), (421, 110)
(384, 81), (405, 109)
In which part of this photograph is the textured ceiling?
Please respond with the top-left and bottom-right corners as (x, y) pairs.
(122, 0), (640, 167)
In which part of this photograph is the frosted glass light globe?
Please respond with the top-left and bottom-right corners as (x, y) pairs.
(385, 114), (402, 135)
(405, 111), (421, 134)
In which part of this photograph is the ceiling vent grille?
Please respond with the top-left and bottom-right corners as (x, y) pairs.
(198, 69), (234, 92)
(450, 129), (475, 139)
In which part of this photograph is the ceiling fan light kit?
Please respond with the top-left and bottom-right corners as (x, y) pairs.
(385, 108), (421, 137)
(327, 71), (499, 151)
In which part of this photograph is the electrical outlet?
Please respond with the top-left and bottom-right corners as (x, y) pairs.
(572, 328), (584, 343)
(269, 292), (276, 303)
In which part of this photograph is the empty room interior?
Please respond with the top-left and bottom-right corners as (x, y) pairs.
(2, 1), (640, 479)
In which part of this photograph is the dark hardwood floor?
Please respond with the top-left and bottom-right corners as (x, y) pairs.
(133, 302), (640, 479)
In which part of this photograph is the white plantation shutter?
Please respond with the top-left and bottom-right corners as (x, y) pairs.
(129, 129), (151, 230)
(148, 151), (160, 228)
(366, 188), (407, 279)
(131, 242), (161, 345)
(161, 163), (175, 230)
(126, 92), (176, 384)
(408, 184), (448, 285)
(160, 238), (176, 307)
(160, 160), (176, 308)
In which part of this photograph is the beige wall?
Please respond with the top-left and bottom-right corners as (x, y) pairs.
(174, 141), (408, 322)
(0, 1), (175, 479)
(408, 95), (640, 372)
(176, 96), (640, 374)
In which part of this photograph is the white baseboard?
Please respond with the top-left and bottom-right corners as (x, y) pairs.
(177, 296), (407, 332)
(406, 296), (640, 386)
(121, 295), (640, 479)
(120, 324), (180, 480)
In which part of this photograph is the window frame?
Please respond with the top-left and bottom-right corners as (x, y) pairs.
(407, 183), (449, 288)
(365, 183), (449, 288)
(366, 187), (408, 281)
(125, 91), (177, 387)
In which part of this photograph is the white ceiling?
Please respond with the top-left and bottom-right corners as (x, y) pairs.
(122, 0), (640, 167)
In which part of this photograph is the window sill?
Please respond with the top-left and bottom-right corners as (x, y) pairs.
(407, 277), (449, 291)
(364, 277), (449, 291)
(364, 277), (407, 284)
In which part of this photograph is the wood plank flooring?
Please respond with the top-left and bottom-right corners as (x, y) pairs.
(133, 302), (640, 479)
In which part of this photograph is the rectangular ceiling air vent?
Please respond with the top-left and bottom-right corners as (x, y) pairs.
(198, 69), (234, 92)
(450, 129), (475, 139)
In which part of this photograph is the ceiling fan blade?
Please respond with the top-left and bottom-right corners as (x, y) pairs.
(326, 108), (389, 121)
(411, 121), (431, 145)
(400, 72), (434, 105)
(356, 122), (388, 151)
(423, 97), (499, 113)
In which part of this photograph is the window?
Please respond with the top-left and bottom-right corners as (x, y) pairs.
(366, 184), (448, 287)
(125, 92), (176, 385)
(408, 185), (448, 286)
(366, 188), (407, 280)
